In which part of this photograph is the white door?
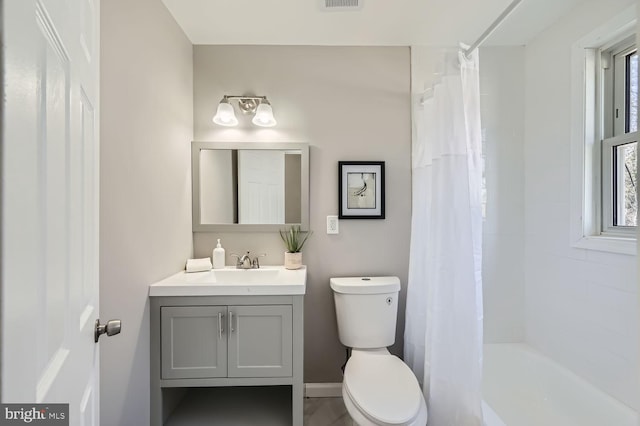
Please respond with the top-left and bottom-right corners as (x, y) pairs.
(2, 0), (102, 424)
(238, 150), (285, 224)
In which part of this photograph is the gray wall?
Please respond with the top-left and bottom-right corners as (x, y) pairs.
(285, 153), (302, 223)
(100, 0), (193, 424)
(192, 45), (412, 382)
(200, 149), (234, 223)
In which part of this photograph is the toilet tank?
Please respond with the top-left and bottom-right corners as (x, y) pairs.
(330, 277), (400, 349)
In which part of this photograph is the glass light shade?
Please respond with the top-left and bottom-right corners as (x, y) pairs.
(212, 101), (238, 126)
(252, 102), (277, 127)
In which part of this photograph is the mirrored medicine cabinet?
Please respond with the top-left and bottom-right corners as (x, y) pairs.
(192, 141), (309, 232)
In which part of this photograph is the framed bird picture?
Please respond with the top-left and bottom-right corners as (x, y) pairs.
(338, 161), (385, 219)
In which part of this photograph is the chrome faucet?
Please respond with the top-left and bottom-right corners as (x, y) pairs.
(252, 253), (266, 269)
(231, 252), (252, 269)
(231, 252), (266, 269)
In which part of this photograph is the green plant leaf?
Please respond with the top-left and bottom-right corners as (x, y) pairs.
(279, 225), (312, 253)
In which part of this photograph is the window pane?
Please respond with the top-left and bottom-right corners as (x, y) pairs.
(627, 52), (637, 132)
(614, 141), (637, 226)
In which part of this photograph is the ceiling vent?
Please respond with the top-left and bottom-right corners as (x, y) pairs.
(320, 0), (362, 11)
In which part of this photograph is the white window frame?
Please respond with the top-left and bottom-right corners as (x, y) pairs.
(602, 133), (637, 234)
(569, 6), (637, 255)
(601, 38), (637, 237)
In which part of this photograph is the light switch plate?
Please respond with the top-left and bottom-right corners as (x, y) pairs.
(327, 215), (339, 234)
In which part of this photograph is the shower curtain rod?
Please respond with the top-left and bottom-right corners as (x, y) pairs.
(418, 0), (523, 103)
(464, 0), (523, 56)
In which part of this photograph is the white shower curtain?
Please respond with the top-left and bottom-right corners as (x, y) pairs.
(404, 47), (484, 426)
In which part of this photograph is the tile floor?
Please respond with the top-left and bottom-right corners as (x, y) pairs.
(304, 397), (352, 426)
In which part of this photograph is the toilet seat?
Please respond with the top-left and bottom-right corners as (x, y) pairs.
(343, 350), (426, 426)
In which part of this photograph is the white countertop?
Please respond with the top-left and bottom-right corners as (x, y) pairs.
(149, 265), (307, 297)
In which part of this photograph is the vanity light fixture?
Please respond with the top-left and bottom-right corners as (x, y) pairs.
(212, 95), (277, 127)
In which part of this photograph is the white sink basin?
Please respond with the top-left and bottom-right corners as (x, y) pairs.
(211, 268), (279, 284)
(149, 266), (306, 296)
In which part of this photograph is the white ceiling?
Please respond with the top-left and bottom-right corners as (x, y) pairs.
(161, 0), (589, 47)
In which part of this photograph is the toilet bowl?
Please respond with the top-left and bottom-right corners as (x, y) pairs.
(330, 277), (428, 426)
(342, 349), (428, 426)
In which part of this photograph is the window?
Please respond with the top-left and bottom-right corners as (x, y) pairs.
(600, 37), (637, 236)
(570, 9), (636, 255)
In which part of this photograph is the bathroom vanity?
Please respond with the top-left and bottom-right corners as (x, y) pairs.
(149, 266), (306, 425)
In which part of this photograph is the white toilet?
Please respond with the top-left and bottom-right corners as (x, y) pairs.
(330, 276), (428, 426)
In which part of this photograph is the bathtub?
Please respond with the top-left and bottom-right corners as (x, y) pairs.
(482, 343), (638, 426)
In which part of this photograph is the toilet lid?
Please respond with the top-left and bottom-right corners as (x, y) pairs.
(344, 353), (423, 426)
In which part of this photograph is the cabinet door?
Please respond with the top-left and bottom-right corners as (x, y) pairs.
(161, 306), (227, 379)
(228, 305), (293, 377)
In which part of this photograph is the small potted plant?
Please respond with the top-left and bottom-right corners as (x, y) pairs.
(279, 225), (312, 270)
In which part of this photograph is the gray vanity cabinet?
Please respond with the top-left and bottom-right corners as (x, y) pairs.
(150, 294), (303, 426)
(160, 306), (227, 379)
(160, 304), (293, 380)
(227, 305), (293, 378)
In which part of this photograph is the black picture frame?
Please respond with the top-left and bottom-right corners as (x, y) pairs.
(338, 161), (385, 219)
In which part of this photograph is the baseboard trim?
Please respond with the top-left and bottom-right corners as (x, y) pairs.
(304, 382), (342, 398)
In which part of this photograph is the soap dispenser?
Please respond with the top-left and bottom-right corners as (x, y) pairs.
(212, 239), (225, 269)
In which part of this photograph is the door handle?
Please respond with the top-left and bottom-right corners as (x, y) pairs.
(229, 311), (234, 333)
(94, 319), (121, 343)
(218, 312), (224, 339)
